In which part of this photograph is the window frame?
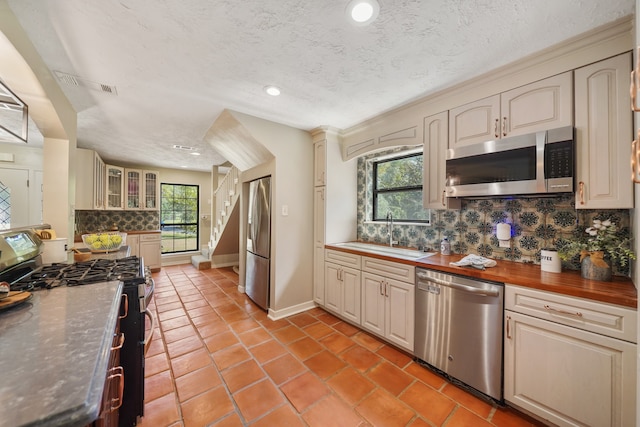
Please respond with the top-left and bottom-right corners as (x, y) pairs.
(160, 183), (200, 254)
(372, 151), (428, 223)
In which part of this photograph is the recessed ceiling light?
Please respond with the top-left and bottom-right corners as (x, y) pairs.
(346, 0), (379, 25)
(190, 152), (201, 156)
(264, 85), (281, 96)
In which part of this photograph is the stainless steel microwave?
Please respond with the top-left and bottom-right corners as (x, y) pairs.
(445, 126), (574, 198)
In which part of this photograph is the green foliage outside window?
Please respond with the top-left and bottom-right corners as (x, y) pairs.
(161, 183), (199, 253)
(373, 153), (429, 222)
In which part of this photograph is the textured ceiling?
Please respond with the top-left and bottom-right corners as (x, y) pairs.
(3, 0), (635, 171)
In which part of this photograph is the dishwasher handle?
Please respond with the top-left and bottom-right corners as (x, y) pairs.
(417, 274), (500, 297)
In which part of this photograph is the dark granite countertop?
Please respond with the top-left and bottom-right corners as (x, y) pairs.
(0, 281), (124, 427)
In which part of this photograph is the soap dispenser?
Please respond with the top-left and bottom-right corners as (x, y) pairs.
(440, 237), (451, 255)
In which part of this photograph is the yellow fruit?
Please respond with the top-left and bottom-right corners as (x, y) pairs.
(111, 235), (122, 244)
(92, 241), (103, 249)
(99, 234), (110, 243)
(85, 234), (97, 244)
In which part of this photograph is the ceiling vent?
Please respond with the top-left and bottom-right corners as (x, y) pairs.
(172, 144), (196, 151)
(54, 71), (118, 95)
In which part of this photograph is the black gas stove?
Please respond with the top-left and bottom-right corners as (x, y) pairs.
(9, 256), (146, 292)
(0, 228), (152, 427)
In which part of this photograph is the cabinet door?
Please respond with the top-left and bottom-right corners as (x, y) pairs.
(423, 111), (460, 209)
(448, 95), (500, 149)
(94, 153), (105, 210)
(125, 169), (142, 209)
(504, 310), (636, 427)
(385, 278), (414, 351)
(140, 234), (161, 271)
(313, 244), (325, 305)
(143, 170), (160, 210)
(574, 53), (633, 209)
(105, 165), (124, 210)
(325, 262), (342, 314)
(313, 187), (326, 305)
(361, 272), (385, 337)
(500, 72), (573, 138)
(341, 266), (361, 324)
(314, 140), (326, 187)
(127, 234), (140, 258)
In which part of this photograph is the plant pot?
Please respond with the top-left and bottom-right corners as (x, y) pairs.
(580, 251), (612, 281)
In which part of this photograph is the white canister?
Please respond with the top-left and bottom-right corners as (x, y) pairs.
(41, 238), (68, 264)
(540, 249), (561, 273)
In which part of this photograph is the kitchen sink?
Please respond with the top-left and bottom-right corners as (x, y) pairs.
(332, 242), (435, 260)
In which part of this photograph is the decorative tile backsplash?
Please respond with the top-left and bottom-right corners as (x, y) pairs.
(356, 149), (632, 275)
(75, 210), (160, 234)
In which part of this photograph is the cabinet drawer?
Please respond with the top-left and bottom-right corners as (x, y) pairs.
(325, 249), (361, 269)
(362, 257), (415, 284)
(140, 233), (161, 242)
(505, 285), (637, 343)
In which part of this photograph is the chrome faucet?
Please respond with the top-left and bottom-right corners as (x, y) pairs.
(386, 212), (398, 247)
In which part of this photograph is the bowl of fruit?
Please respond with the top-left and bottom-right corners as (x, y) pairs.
(82, 232), (127, 253)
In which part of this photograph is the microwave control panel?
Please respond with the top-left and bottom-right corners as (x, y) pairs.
(545, 140), (574, 179)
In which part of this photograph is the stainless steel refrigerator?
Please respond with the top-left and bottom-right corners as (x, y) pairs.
(245, 176), (271, 310)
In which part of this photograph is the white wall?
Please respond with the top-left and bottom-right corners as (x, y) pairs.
(0, 142), (43, 225)
(231, 111), (314, 317)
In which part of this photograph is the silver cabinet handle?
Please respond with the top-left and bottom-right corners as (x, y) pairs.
(578, 181), (585, 205)
(544, 304), (583, 317)
(384, 281), (389, 297)
(506, 315), (512, 339)
(502, 116), (507, 137)
(494, 118), (499, 138)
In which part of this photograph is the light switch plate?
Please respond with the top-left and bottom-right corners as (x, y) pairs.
(282, 205), (289, 216)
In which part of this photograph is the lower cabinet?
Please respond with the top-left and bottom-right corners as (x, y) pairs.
(504, 285), (637, 427)
(325, 261), (361, 325)
(322, 249), (415, 352)
(125, 233), (161, 271)
(361, 272), (414, 352)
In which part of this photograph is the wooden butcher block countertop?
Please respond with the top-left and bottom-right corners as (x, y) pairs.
(325, 244), (637, 309)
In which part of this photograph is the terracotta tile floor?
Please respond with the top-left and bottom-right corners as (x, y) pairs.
(138, 265), (544, 427)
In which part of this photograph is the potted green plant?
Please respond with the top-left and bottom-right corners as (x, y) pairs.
(559, 219), (636, 281)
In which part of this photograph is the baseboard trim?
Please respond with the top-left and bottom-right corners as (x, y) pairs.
(267, 300), (316, 321)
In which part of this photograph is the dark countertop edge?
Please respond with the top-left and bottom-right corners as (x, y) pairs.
(325, 243), (638, 309)
(36, 281), (124, 427)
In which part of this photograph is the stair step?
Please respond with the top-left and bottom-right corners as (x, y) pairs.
(191, 254), (211, 270)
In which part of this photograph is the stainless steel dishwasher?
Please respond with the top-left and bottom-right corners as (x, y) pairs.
(415, 267), (504, 401)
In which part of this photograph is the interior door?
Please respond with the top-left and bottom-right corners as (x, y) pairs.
(0, 168), (30, 229)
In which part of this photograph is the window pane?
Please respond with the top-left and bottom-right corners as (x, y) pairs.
(374, 190), (429, 221)
(161, 183), (199, 254)
(376, 155), (423, 190)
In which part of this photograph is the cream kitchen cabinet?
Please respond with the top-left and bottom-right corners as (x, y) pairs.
(574, 52), (633, 209)
(324, 249), (361, 324)
(127, 234), (140, 257)
(75, 148), (106, 210)
(311, 128), (357, 309)
(313, 187), (325, 305)
(422, 111), (460, 209)
(449, 72), (573, 149)
(139, 233), (162, 271)
(105, 165), (125, 210)
(360, 256), (415, 352)
(314, 139), (326, 187)
(504, 285), (636, 427)
(125, 169), (160, 210)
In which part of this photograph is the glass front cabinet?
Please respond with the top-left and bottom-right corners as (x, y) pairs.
(106, 165), (125, 210)
(125, 169), (159, 210)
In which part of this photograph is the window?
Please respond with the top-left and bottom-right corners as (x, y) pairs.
(372, 152), (429, 222)
(160, 183), (199, 253)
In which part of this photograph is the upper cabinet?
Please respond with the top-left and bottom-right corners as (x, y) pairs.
(125, 169), (160, 210)
(574, 52), (633, 209)
(75, 148), (106, 210)
(449, 72), (573, 149)
(314, 139), (326, 187)
(422, 111), (460, 209)
(105, 165), (125, 210)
